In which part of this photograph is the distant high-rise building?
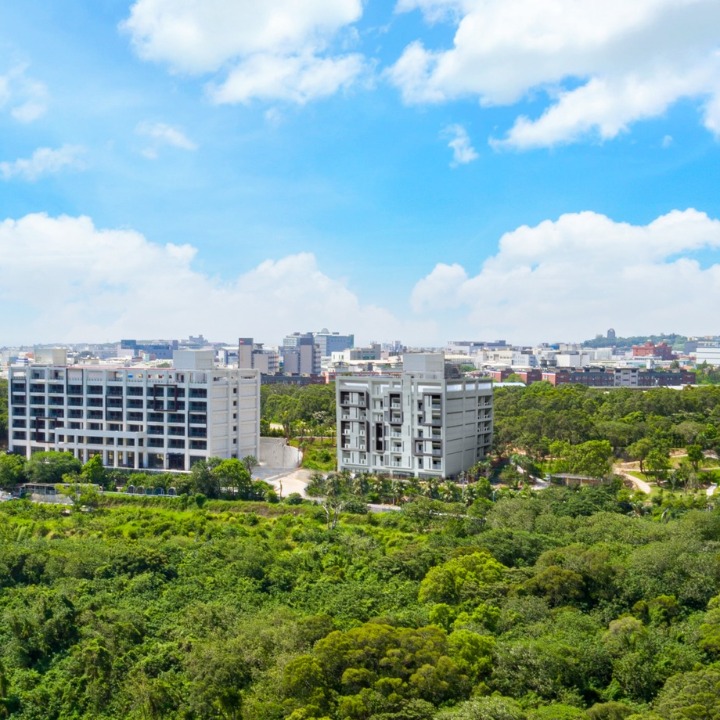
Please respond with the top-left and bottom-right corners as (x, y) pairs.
(281, 333), (320, 375)
(238, 338), (254, 369)
(238, 338), (279, 374)
(313, 329), (354, 357)
(607, 328), (616, 341)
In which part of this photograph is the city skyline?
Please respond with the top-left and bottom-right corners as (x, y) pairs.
(2, 1), (720, 346)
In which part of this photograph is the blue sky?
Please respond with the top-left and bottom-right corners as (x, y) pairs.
(2, 0), (720, 346)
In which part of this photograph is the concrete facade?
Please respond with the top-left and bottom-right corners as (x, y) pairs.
(7, 350), (260, 471)
(313, 330), (354, 357)
(281, 333), (321, 375)
(336, 354), (493, 479)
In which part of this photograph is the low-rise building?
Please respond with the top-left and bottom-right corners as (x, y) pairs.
(542, 367), (695, 387)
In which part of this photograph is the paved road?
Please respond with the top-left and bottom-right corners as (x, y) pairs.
(614, 462), (653, 494)
(262, 468), (313, 498)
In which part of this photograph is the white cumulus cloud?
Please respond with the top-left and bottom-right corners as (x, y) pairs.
(0, 145), (85, 181)
(442, 124), (478, 165)
(0, 213), (430, 346)
(136, 121), (197, 158)
(0, 65), (48, 122)
(390, 0), (720, 148)
(121, 0), (366, 105)
(411, 209), (720, 342)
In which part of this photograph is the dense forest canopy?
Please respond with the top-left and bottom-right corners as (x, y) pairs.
(493, 383), (720, 457)
(0, 485), (720, 718)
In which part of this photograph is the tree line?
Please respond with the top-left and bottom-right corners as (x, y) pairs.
(0, 479), (719, 717)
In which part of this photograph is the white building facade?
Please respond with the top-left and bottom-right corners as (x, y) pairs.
(337, 354), (493, 479)
(7, 350), (260, 471)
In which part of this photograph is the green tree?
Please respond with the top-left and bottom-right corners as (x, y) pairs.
(189, 458), (222, 498)
(0, 452), (25, 489)
(241, 455), (258, 475)
(81, 454), (108, 488)
(626, 438), (654, 476)
(686, 444), (704, 472)
(419, 551), (506, 605)
(645, 448), (671, 483)
(652, 666), (720, 718)
(212, 458), (253, 498)
(26, 451), (81, 483)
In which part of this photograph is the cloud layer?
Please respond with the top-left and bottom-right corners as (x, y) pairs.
(0, 65), (48, 122)
(443, 124), (478, 165)
(3, 210), (720, 347)
(412, 209), (720, 342)
(0, 213), (418, 345)
(0, 145), (85, 181)
(122, 0), (365, 104)
(136, 121), (197, 158)
(391, 0), (720, 148)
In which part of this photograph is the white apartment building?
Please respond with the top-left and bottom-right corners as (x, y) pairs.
(696, 343), (720, 366)
(7, 350), (259, 472)
(337, 354), (493, 479)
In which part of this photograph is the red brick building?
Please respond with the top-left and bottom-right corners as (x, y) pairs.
(632, 341), (675, 360)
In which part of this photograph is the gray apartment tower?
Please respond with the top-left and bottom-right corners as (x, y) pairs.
(336, 353), (493, 478)
(281, 333), (321, 375)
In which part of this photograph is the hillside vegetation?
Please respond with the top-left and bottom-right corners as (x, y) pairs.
(0, 484), (720, 719)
